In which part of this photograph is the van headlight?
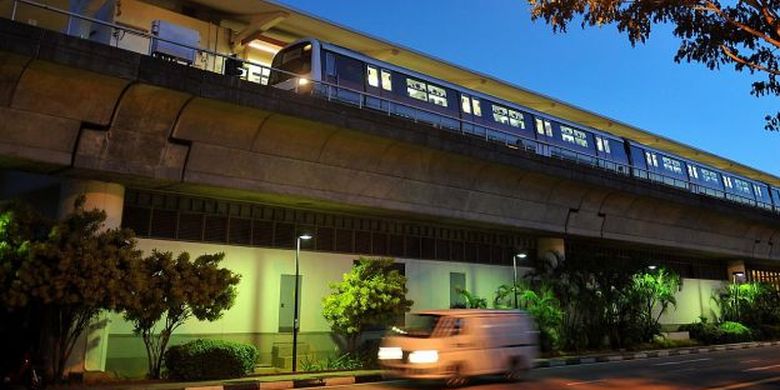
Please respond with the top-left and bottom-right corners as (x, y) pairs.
(378, 347), (402, 360)
(408, 350), (438, 364)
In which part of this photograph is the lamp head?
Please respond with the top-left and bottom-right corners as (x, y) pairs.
(298, 234), (312, 240)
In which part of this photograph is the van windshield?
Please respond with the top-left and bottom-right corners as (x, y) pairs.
(400, 314), (440, 338)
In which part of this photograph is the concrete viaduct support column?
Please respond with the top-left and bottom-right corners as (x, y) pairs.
(58, 179), (125, 374)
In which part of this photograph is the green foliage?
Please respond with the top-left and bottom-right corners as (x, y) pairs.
(629, 268), (682, 342)
(123, 251), (240, 379)
(163, 339), (257, 380)
(527, 0), (780, 131)
(0, 198), (142, 382)
(494, 282), (563, 351)
(681, 317), (753, 344)
(322, 257), (413, 352)
(299, 353), (363, 372)
(454, 288), (487, 309)
(716, 282), (780, 332)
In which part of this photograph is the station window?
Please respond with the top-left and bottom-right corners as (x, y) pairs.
(406, 78), (428, 102)
(461, 95), (472, 114)
(561, 126), (588, 148)
(427, 84), (448, 107)
(645, 152), (658, 168)
(702, 169), (719, 184)
(687, 165), (699, 179)
(381, 69), (392, 91)
(535, 118), (553, 137)
(661, 156), (683, 174)
(367, 65), (379, 87)
(596, 137), (612, 154)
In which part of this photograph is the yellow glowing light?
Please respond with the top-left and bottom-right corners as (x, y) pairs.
(248, 40), (281, 54)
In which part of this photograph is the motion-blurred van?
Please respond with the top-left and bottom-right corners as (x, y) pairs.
(378, 309), (538, 386)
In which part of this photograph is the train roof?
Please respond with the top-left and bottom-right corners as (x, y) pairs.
(183, 0), (780, 188)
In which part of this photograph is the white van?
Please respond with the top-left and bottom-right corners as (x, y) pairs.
(378, 309), (538, 386)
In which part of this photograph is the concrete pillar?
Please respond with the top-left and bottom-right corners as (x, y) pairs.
(59, 179), (125, 374)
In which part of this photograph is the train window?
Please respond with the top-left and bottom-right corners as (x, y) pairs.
(509, 109), (525, 129)
(461, 95), (472, 114)
(381, 70), (392, 91)
(492, 105), (510, 125)
(427, 84), (448, 107)
(723, 176), (733, 189)
(687, 165), (699, 179)
(407, 78), (428, 101)
(472, 99), (482, 116)
(561, 126), (588, 148)
(367, 65), (379, 87)
(535, 118), (553, 137)
(645, 152), (658, 168)
(325, 52), (336, 77)
(661, 157), (683, 174)
(754, 185), (764, 197)
(702, 169), (719, 184)
(734, 179), (752, 194)
(596, 137), (612, 153)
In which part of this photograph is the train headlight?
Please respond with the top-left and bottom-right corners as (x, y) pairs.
(298, 77), (310, 86)
(408, 350), (438, 364)
(378, 347), (402, 360)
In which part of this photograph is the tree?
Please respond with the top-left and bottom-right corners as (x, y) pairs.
(122, 250), (240, 379)
(0, 198), (142, 382)
(322, 258), (413, 352)
(527, 0), (780, 130)
(629, 268), (682, 342)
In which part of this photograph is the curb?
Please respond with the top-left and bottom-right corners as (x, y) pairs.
(180, 341), (780, 390)
(534, 340), (780, 368)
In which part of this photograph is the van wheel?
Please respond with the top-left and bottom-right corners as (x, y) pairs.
(445, 364), (467, 388)
(505, 357), (527, 382)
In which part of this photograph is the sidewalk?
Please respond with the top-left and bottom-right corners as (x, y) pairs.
(60, 341), (780, 390)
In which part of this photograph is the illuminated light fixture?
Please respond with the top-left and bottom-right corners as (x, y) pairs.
(378, 347), (403, 360)
(648, 265), (657, 270)
(298, 78), (309, 86)
(408, 350), (439, 364)
(299, 234), (312, 240)
(515, 253), (528, 259)
(248, 40), (282, 54)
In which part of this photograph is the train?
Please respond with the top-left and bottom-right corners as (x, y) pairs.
(268, 38), (780, 213)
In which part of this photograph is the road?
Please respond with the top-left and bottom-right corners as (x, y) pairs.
(318, 345), (780, 389)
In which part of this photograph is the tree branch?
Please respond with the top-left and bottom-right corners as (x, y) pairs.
(702, 0), (780, 48)
(720, 44), (780, 74)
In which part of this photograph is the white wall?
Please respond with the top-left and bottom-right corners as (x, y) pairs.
(658, 278), (726, 325)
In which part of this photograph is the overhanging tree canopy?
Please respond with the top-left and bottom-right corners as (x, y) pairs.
(527, 0), (780, 130)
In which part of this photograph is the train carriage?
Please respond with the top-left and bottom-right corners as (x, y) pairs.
(269, 38), (779, 213)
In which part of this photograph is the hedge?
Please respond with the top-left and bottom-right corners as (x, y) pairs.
(164, 339), (257, 380)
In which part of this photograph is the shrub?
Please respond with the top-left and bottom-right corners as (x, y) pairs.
(680, 318), (753, 345)
(164, 339), (257, 380)
(300, 353), (363, 372)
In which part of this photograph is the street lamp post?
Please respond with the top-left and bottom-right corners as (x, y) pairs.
(513, 253), (527, 309)
(292, 234), (312, 372)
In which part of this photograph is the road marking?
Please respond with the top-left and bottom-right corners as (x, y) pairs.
(743, 363), (780, 372)
(654, 358), (711, 366)
(706, 375), (780, 389)
(566, 379), (604, 386)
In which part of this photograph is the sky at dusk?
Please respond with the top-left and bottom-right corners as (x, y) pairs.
(277, 0), (780, 177)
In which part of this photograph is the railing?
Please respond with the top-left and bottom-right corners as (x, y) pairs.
(6, 0), (779, 215)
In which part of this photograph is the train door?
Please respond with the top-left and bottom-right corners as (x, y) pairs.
(460, 94), (484, 137)
(365, 65), (394, 112)
(534, 117), (554, 157)
(323, 51), (365, 105)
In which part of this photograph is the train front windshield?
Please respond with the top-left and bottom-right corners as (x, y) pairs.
(270, 43), (312, 85)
